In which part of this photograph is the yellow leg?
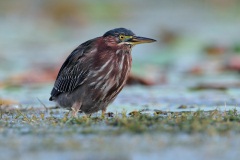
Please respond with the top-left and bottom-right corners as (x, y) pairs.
(71, 108), (78, 117)
(101, 108), (106, 118)
(71, 102), (81, 117)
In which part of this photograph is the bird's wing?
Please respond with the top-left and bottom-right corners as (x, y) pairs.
(50, 38), (96, 100)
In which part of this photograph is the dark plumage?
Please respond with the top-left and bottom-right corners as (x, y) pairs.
(49, 28), (156, 116)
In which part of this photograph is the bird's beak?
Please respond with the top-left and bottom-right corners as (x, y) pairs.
(127, 36), (156, 45)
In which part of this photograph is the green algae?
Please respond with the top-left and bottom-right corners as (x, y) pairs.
(1, 108), (240, 136)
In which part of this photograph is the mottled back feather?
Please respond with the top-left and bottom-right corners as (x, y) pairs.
(49, 38), (97, 100)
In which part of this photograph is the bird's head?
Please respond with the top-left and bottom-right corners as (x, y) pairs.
(103, 28), (156, 47)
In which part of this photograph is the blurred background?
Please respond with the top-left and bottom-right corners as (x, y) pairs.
(1, 0), (240, 108)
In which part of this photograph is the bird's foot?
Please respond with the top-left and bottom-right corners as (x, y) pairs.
(71, 102), (82, 117)
(71, 109), (79, 117)
(80, 112), (91, 119)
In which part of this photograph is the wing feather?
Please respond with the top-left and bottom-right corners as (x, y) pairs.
(49, 38), (97, 100)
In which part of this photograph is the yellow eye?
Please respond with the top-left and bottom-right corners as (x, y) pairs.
(119, 34), (124, 40)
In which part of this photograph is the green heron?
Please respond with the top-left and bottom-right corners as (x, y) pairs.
(49, 28), (156, 116)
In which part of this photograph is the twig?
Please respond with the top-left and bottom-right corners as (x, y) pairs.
(37, 98), (48, 112)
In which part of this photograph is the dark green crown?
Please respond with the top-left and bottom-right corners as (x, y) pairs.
(103, 28), (135, 37)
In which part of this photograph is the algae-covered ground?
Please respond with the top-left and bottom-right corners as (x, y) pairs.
(1, 106), (240, 160)
(1, 0), (240, 160)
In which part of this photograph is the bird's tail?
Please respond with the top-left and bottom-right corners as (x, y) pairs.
(49, 96), (54, 101)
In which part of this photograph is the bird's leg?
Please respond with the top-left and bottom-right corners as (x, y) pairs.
(101, 108), (106, 118)
(71, 102), (81, 117)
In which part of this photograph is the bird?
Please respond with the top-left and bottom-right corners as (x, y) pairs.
(49, 28), (156, 117)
